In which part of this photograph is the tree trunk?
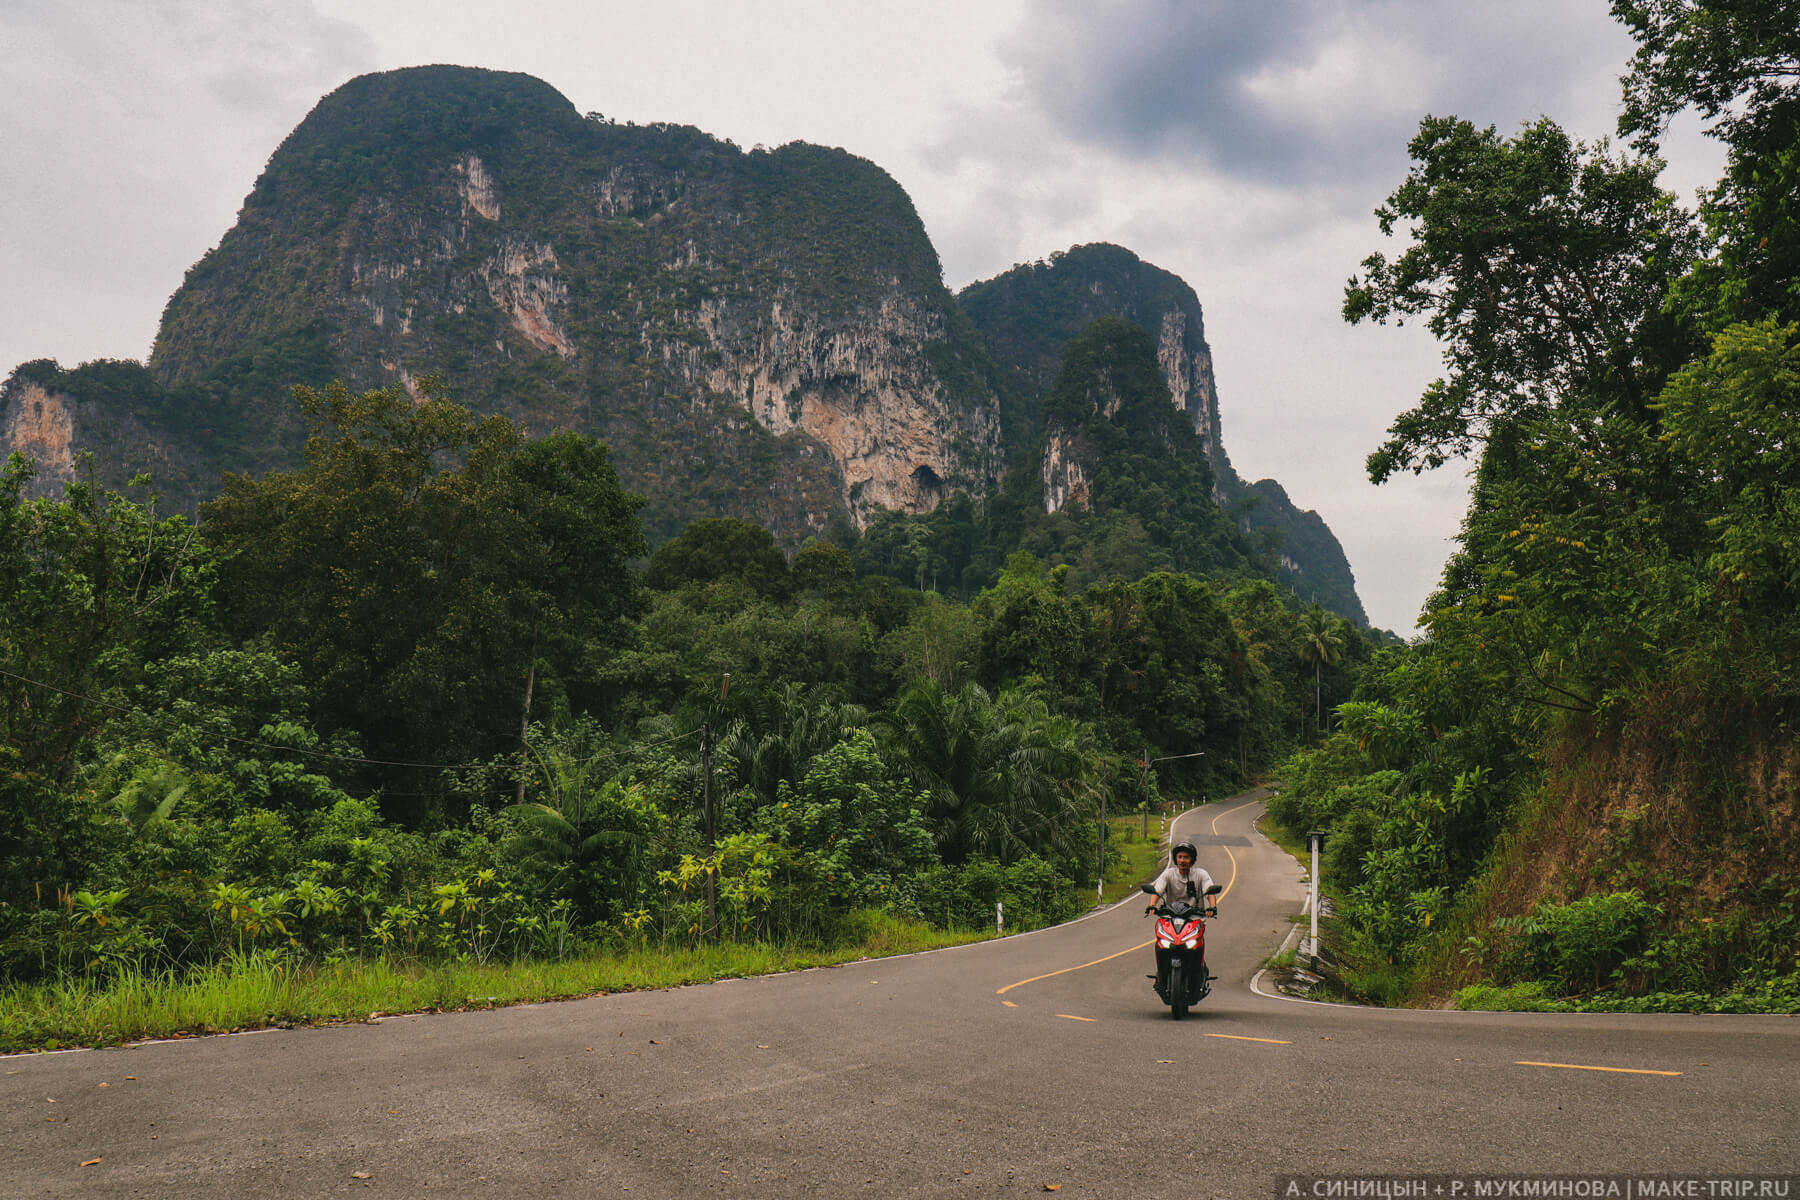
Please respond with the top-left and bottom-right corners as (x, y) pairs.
(1315, 660), (1322, 731)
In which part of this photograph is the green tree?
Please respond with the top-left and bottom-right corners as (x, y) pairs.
(203, 381), (645, 811)
(877, 680), (1098, 870)
(752, 729), (936, 914)
(646, 517), (790, 598)
(1616, 0), (1800, 146)
(0, 454), (217, 783)
(1344, 116), (1703, 482)
(791, 540), (855, 602)
(94, 650), (360, 818)
(504, 431), (648, 795)
(880, 591), (981, 689)
(717, 683), (872, 811)
(1085, 572), (1240, 790)
(973, 552), (1093, 701)
(1657, 319), (1800, 608)
(1297, 605), (1348, 732)
(1615, 0), (1800, 325)
(506, 758), (667, 923)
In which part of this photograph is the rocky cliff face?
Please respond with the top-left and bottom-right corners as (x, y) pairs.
(0, 363), (214, 504)
(960, 245), (1368, 624)
(0, 378), (74, 498)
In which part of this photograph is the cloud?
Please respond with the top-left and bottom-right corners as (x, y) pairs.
(995, 0), (1634, 195)
(0, 0), (375, 368)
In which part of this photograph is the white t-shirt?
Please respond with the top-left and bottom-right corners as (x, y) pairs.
(1149, 863), (1216, 908)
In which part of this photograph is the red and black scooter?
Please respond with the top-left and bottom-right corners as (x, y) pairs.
(1139, 881), (1222, 1019)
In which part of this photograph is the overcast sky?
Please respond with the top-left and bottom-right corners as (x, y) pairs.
(0, 0), (1725, 633)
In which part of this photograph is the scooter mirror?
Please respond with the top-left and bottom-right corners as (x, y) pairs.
(1204, 883), (1223, 895)
(1139, 883), (1157, 895)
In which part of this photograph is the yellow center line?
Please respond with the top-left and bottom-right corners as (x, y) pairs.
(1057, 1014), (1098, 1023)
(1516, 1060), (1682, 1076)
(1210, 798), (1259, 900)
(996, 942), (1150, 994)
(1205, 1033), (1292, 1044)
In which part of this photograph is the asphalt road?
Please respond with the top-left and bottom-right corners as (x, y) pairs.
(5, 789), (1797, 1198)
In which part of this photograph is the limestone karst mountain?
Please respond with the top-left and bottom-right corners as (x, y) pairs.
(960, 244), (1367, 624)
(0, 65), (1365, 622)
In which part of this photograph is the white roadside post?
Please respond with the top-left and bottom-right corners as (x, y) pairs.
(996, 901), (1004, 934)
(1305, 830), (1325, 969)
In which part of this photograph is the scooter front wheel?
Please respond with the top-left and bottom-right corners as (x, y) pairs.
(1168, 963), (1188, 1020)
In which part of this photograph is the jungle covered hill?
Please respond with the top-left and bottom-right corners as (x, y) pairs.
(1262, 0), (1800, 1012)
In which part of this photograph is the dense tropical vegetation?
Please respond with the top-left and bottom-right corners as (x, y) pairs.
(1266, 0), (1800, 1012)
(0, 353), (1372, 1047)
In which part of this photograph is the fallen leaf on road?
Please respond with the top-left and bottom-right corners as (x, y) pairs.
(1043, 1185), (1061, 1192)
(1157, 1059), (1175, 1064)
(352, 1171), (372, 1180)
(585, 1047), (593, 1052)
(81, 1158), (102, 1167)
(125, 1077), (137, 1081)
(649, 1039), (661, 1045)
(99, 1083), (111, 1088)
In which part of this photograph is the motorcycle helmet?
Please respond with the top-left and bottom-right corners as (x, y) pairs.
(1171, 841), (1197, 864)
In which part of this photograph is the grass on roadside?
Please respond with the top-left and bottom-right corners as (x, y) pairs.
(0, 914), (987, 1055)
(1095, 812), (1174, 907)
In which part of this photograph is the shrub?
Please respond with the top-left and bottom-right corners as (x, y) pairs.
(1500, 890), (1661, 994)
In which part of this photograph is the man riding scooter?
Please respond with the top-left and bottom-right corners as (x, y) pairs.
(1144, 841), (1219, 991)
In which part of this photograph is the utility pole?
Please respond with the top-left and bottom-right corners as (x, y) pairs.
(1140, 749), (1206, 840)
(701, 720), (714, 938)
(702, 673), (730, 940)
(1139, 747), (1150, 839)
(1096, 780), (1106, 902)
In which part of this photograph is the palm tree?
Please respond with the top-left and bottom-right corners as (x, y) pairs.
(875, 680), (1097, 867)
(717, 682), (870, 808)
(506, 738), (660, 919)
(1296, 605), (1346, 732)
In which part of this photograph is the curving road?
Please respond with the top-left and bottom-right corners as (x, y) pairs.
(5, 789), (1797, 1197)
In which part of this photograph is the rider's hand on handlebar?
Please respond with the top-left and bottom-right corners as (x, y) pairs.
(1144, 904), (1157, 914)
